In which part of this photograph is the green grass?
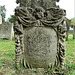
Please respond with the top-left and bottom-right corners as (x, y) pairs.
(0, 40), (15, 75)
(0, 34), (75, 75)
(65, 34), (75, 75)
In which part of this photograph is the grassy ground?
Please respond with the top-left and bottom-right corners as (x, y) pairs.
(0, 40), (15, 75)
(0, 34), (75, 75)
(65, 34), (75, 75)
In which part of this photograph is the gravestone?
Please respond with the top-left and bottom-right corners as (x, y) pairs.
(0, 7), (2, 24)
(73, 26), (75, 39)
(0, 22), (13, 40)
(0, 14), (2, 24)
(15, 0), (66, 72)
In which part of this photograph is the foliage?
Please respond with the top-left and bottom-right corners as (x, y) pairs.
(0, 5), (6, 22)
(7, 15), (15, 24)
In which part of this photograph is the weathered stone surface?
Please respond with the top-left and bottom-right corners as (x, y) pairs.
(24, 27), (57, 68)
(0, 22), (13, 40)
(73, 26), (75, 39)
(0, 15), (2, 24)
(0, 7), (2, 24)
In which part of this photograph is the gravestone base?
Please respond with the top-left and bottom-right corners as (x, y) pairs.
(16, 68), (65, 75)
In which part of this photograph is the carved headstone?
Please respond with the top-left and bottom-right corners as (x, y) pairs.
(15, 0), (66, 70)
(0, 22), (13, 40)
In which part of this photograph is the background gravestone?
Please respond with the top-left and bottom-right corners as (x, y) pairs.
(0, 7), (2, 24)
(0, 15), (2, 24)
(0, 22), (13, 40)
(15, 0), (67, 72)
(73, 26), (75, 39)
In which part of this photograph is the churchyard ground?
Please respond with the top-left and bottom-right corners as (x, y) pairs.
(0, 34), (75, 75)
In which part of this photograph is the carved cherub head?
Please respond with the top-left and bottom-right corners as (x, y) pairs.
(33, 7), (45, 19)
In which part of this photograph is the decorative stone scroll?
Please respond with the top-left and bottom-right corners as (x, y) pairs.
(15, 0), (66, 69)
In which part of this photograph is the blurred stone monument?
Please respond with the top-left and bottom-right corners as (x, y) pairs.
(0, 22), (13, 40)
(0, 15), (2, 24)
(0, 7), (2, 24)
(15, 0), (66, 72)
(73, 26), (75, 39)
